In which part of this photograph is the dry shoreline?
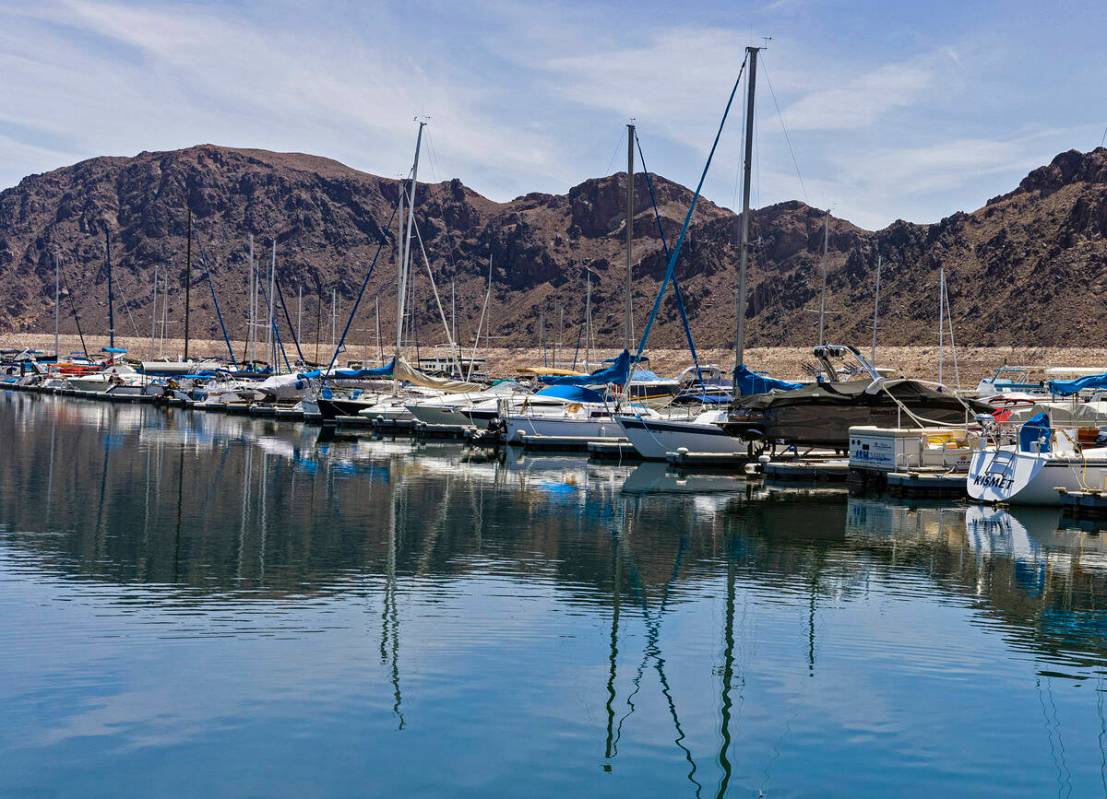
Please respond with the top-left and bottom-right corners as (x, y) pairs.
(4, 332), (1105, 386)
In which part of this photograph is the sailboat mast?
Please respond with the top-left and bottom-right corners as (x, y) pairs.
(53, 252), (60, 359)
(625, 122), (635, 351)
(732, 46), (760, 391)
(585, 270), (593, 371)
(817, 210), (829, 346)
(247, 235), (255, 363)
(269, 240), (277, 371)
(106, 228), (115, 349)
(297, 284), (303, 345)
(395, 121), (426, 363)
(184, 209), (191, 361)
(937, 265), (945, 385)
(150, 263), (158, 354)
(871, 254), (881, 364)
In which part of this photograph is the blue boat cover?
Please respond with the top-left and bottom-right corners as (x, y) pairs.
(734, 364), (804, 396)
(534, 384), (606, 403)
(541, 350), (631, 386)
(335, 357), (395, 379)
(1048, 372), (1107, 396)
(1018, 411), (1051, 453)
(102, 347), (128, 354)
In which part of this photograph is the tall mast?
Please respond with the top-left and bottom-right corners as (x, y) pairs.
(331, 288), (337, 346)
(733, 46), (760, 391)
(871, 254), (881, 365)
(297, 283), (303, 345)
(247, 235), (255, 363)
(817, 209), (829, 346)
(395, 121), (426, 363)
(624, 122), (636, 351)
(269, 240), (277, 370)
(394, 174), (406, 358)
(105, 228), (115, 349)
(184, 208), (191, 361)
(937, 265), (945, 385)
(53, 252), (60, 359)
(585, 270), (592, 371)
(150, 263), (159, 355)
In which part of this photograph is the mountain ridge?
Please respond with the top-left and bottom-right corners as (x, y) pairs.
(2, 144), (1106, 352)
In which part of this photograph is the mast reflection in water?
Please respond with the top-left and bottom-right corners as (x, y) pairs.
(2, 391), (1107, 797)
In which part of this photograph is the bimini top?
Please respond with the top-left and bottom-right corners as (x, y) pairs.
(534, 384), (606, 403)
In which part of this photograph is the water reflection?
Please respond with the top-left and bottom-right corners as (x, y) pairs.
(3, 390), (1107, 796)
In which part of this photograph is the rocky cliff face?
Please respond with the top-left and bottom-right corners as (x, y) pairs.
(2, 144), (1106, 353)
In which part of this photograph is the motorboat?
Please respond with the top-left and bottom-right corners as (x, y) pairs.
(615, 408), (745, 460)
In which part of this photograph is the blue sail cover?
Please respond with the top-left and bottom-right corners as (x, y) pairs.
(534, 384), (606, 403)
(102, 347), (128, 354)
(330, 357), (396, 379)
(734, 364), (804, 396)
(1048, 372), (1107, 396)
(1018, 412), (1051, 453)
(541, 350), (631, 386)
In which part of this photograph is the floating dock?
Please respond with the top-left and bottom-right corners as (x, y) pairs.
(1058, 488), (1107, 516)
(587, 440), (642, 461)
(764, 459), (850, 482)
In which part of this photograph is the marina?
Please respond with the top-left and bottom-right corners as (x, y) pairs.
(4, 389), (1107, 796)
(5, 2), (1107, 794)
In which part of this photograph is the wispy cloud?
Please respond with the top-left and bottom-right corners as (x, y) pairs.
(0, 0), (1102, 229)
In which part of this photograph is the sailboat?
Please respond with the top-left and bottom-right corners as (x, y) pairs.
(968, 375), (1107, 505)
(615, 47), (768, 459)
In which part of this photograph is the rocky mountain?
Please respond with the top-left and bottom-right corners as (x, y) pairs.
(2, 144), (1106, 354)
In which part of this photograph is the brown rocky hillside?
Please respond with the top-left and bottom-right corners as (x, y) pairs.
(2, 144), (1106, 354)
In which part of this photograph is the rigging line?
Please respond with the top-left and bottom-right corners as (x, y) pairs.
(634, 130), (704, 385)
(112, 276), (144, 340)
(322, 198), (402, 378)
(760, 57), (809, 203)
(411, 216), (465, 378)
(636, 53), (748, 360)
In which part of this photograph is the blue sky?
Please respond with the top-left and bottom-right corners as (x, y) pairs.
(1, 0), (1105, 229)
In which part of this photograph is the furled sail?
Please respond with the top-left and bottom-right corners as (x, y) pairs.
(539, 350), (631, 387)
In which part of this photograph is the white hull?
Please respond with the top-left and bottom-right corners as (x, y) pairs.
(408, 404), (471, 428)
(616, 414), (743, 460)
(968, 447), (1107, 506)
(504, 414), (623, 442)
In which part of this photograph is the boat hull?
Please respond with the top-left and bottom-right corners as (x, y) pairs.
(968, 448), (1107, 506)
(504, 415), (622, 443)
(616, 415), (744, 460)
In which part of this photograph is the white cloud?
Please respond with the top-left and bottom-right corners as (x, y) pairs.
(780, 60), (935, 131)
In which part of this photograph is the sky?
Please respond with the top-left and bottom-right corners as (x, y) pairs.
(1, 0), (1105, 230)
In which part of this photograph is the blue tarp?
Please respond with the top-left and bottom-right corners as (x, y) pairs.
(335, 357), (395, 379)
(734, 364), (804, 396)
(541, 350), (631, 387)
(1048, 372), (1107, 396)
(535, 384), (606, 403)
(1019, 411), (1051, 453)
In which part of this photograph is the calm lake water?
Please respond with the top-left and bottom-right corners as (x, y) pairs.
(3, 391), (1107, 797)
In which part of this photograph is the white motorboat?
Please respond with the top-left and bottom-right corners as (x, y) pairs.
(615, 408), (745, 460)
(406, 382), (526, 429)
